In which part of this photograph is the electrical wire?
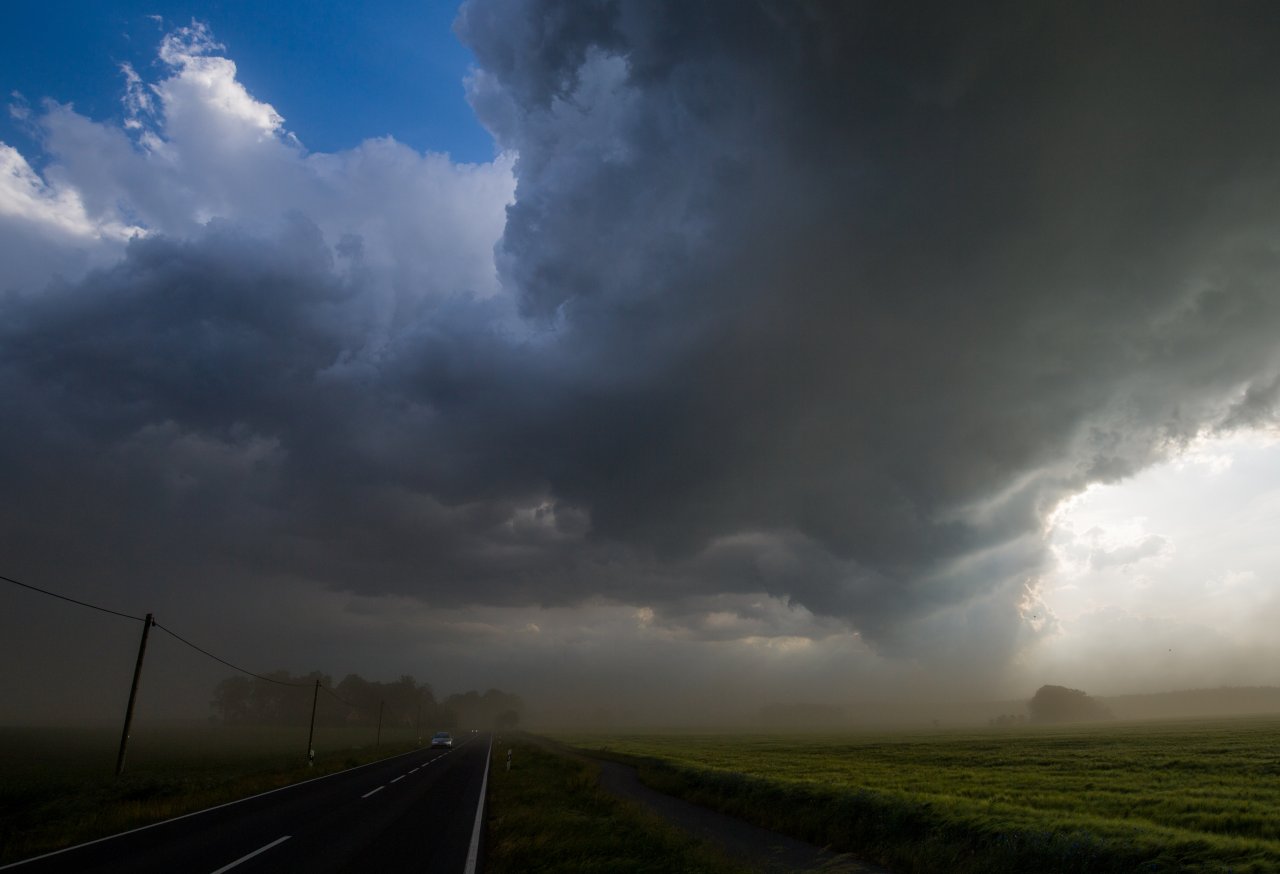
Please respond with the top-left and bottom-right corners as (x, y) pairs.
(156, 623), (384, 716)
(154, 622), (310, 688)
(0, 572), (145, 622)
(3, 569), (383, 712)
(319, 683), (363, 710)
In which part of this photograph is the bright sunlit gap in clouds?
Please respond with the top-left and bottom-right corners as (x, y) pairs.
(1032, 428), (1280, 696)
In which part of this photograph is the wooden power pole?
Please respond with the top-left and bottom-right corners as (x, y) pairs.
(307, 679), (320, 766)
(115, 613), (154, 776)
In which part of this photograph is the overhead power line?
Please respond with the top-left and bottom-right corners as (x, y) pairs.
(0, 572), (145, 622)
(319, 683), (362, 710)
(0, 570), (309, 688)
(154, 622), (311, 688)
(2, 569), (382, 710)
(4, 567), (403, 773)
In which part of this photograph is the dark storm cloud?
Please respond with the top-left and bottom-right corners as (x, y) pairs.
(7, 2), (1280, 661)
(455, 0), (1280, 635)
(0, 217), (582, 604)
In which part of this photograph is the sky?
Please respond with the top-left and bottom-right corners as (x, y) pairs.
(4, 1), (1280, 727)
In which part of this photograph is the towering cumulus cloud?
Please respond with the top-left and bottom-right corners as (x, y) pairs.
(4, 5), (1280, 691)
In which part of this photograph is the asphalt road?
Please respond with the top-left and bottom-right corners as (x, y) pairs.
(3, 733), (492, 874)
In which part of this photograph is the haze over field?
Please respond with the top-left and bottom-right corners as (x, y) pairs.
(4, 1), (1280, 727)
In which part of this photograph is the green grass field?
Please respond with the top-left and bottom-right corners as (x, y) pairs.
(485, 737), (751, 874)
(557, 716), (1280, 873)
(0, 722), (422, 864)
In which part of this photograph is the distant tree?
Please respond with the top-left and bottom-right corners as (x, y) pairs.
(422, 699), (458, 732)
(211, 676), (253, 724)
(211, 673), (524, 733)
(1028, 685), (1113, 724)
(210, 670), (329, 725)
(444, 688), (525, 729)
(211, 671), (437, 728)
(336, 674), (378, 723)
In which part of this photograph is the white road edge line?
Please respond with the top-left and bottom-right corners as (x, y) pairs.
(0, 746), (426, 870)
(208, 835), (291, 874)
(362, 786), (385, 799)
(463, 733), (494, 874)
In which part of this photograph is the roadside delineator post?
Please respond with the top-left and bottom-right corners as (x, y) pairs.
(306, 679), (320, 767)
(115, 612), (155, 776)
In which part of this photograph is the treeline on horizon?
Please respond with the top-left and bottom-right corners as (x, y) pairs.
(747, 685), (1280, 731)
(990, 685), (1280, 727)
(210, 672), (523, 732)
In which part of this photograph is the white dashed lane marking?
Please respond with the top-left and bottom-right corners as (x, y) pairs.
(208, 836), (291, 874)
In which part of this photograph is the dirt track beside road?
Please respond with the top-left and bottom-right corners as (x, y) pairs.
(524, 736), (889, 874)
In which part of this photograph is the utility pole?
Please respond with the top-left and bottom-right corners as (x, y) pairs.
(306, 679), (320, 767)
(376, 700), (384, 748)
(115, 613), (154, 776)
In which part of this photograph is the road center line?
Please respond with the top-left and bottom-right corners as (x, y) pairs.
(391, 775), (404, 783)
(208, 835), (291, 874)
(361, 786), (384, 799)
(409, 767), (419, 773)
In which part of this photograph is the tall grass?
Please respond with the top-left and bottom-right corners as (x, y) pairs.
(558, 717), (1280, 873)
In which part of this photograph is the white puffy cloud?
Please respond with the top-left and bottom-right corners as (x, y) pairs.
(154, 23), (286, 141)
(5, 22), (514, 307)
(0, 142), (142, 293)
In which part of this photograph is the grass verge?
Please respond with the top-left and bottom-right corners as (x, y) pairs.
(484, 737), (753, 874)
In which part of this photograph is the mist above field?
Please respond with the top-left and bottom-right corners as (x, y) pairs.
(5, 3), (1280, 725)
